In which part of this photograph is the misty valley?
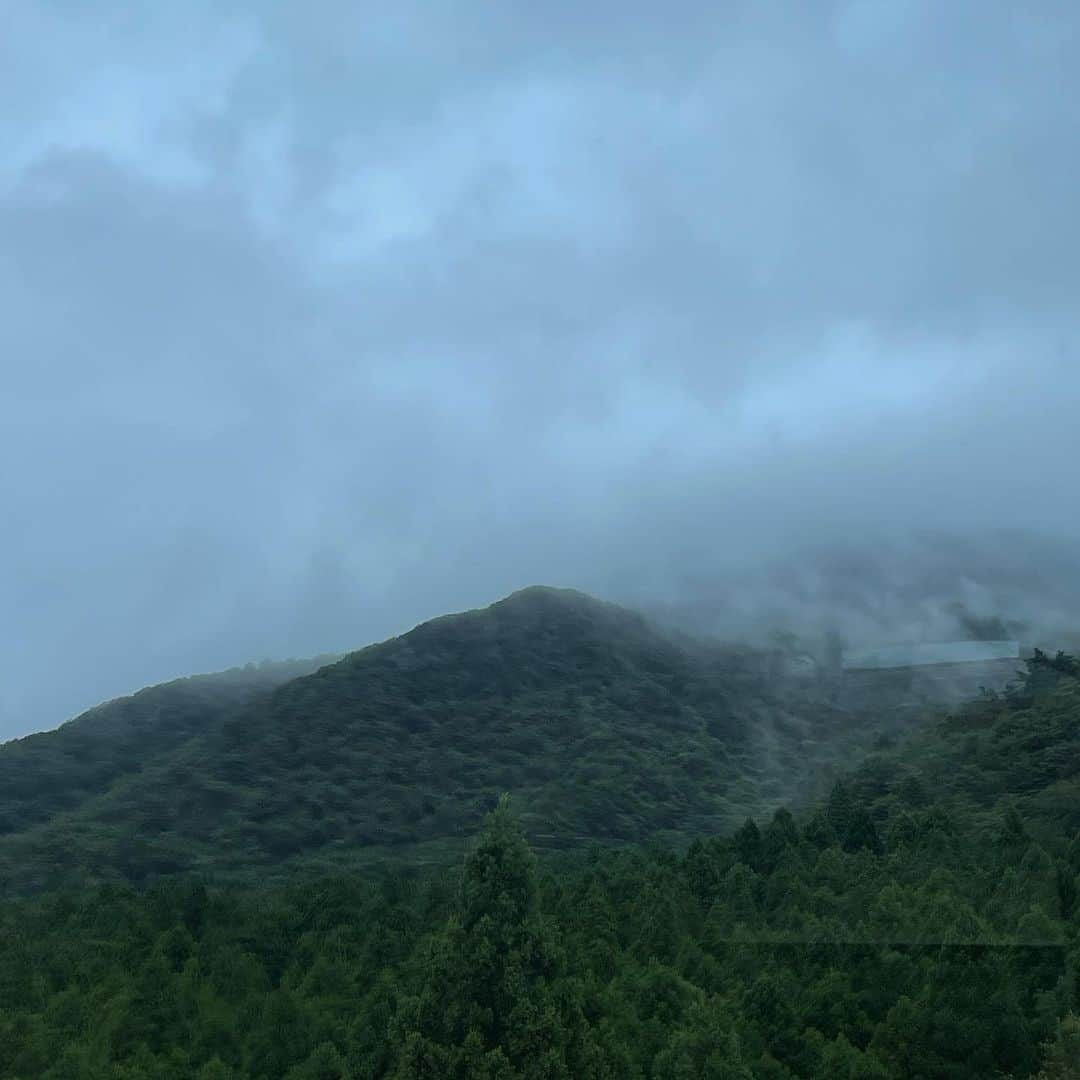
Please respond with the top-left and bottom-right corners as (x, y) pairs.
(0, 586), (1078, 1078)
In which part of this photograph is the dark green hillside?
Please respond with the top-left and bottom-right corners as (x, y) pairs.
(839, 647), (1080, 844)
(0, 587), (961, 894)
(0, 656), (339, 840)
(1, 645), (1077, 1079)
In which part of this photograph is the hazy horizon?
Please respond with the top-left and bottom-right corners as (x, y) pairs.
(4, 1), (1079, 739)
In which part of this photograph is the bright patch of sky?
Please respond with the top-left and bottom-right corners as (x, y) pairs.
(3, 8), (257, 191)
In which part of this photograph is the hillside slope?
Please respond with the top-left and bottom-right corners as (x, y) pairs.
(0, 655), (339, 838)
(0, 649), (1076, 1078)
(0, 587), (993, 892)
(840, 647), (1080, 844)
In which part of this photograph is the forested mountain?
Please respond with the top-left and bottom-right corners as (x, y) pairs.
(0, 586), (979, 894)
(0, 655), (339, 840)
(0, 648), (1077, 1078)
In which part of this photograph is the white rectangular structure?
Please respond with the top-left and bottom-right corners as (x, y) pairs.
(842, 640), (1020, 671)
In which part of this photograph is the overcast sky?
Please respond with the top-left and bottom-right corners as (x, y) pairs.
(3, 1), (1079, 739)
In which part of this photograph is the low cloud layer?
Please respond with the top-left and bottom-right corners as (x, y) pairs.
(3, 1), (1079, 738)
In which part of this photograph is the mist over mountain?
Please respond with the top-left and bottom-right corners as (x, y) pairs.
(0, 584), (1007, 896)
(4, 2), (1079, 1074)
(636, 529), (1080, 658)
(1, 590), (1077, 1077)
(0, 654), (337, 833)
(4, 0), (1080, 742)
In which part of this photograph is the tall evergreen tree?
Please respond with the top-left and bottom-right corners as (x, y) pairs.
(393, 795), (601, 1079)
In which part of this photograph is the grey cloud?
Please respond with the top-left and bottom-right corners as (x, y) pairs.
(2, 0), (1079, 737)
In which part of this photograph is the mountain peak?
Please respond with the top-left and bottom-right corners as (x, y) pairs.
(393, 585), (656, 662)
(0, 582), (980, 893)
(495, 584), (594, 606)
(490, 585), (618, 615)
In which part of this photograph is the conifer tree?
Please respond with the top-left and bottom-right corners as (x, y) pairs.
(393, 795), (599, 1079)
(1032, 1012), (1080, 1079)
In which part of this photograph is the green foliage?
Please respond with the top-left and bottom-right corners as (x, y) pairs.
(1032, 1012), (1080, 1079)
(392, 796), (590, 1077)
(651, 997), (753, 1078)
(0, 655), (337, 843)
(0, 594), (1076, 1077)
(1, 661), (1076, 1079)
(0, 589), (959, 893)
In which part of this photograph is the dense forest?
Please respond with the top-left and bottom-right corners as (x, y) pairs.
(0, 655), (340, 843)
(1, 594), (1077, 1076)
(0, 589), (1012, 894)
